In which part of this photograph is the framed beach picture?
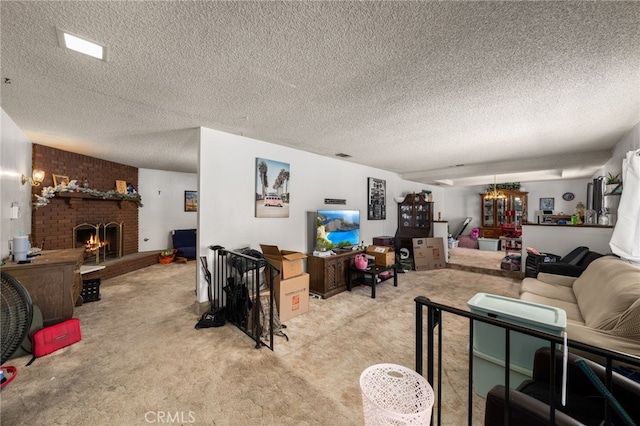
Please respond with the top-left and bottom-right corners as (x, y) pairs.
(255, 157), (290, 218)
(185, 190), (198, 212)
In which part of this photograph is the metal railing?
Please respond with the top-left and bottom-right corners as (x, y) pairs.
(415, 296), (640, 425)
(205, 246), (280, 350)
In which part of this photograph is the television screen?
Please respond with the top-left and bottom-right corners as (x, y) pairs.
(316, 209), (360, 251)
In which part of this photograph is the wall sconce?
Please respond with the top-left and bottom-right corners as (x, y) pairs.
(22, 169), (45, 186)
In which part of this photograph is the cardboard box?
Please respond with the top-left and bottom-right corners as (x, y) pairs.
(260, 244), (307, 279)
(273, 273), (310, 321)
(412, 237), (446, 271)
(366, 245), (395, 266)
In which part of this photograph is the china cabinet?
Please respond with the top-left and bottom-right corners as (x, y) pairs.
(480, 190), (528, 238)
(396, 193), (434, 239)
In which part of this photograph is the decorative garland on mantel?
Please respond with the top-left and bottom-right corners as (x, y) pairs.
(34, 180), (143, 209)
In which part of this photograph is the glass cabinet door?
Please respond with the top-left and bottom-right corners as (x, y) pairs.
(483, 197), (494, 226)
(400, 205), (412, 228)
(496, 198), (507, 225)
(415, 204), (429, 228)
(512, 195), (522, 225)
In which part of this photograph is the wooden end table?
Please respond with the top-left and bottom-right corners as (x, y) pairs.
(347, 263), (398, 299)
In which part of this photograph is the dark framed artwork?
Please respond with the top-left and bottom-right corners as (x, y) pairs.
(185, 190), (198, 212)
(255, 157), (290, 218)
(367, 177), (386, 220)
(539, 197), (554, 211)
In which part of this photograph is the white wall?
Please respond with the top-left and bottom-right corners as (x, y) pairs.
(138, 168), (198, 251)
(439, 186), (484, 235)
(522, 225), (614, 258)
(519, 178), (592, 219)
(1, 109), (33, 260)
(197, 127), (442, 302)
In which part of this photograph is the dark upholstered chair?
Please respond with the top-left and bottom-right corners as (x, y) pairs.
(537, 246), (604, 277)
(171, 229), (197, 259)
(484, 347), (640, 426)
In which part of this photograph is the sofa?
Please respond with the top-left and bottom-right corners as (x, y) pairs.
(484, 347), (640, 426)
(519, 255), (640, 359)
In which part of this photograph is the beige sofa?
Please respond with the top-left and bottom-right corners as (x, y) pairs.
(520, 255), (640, 359)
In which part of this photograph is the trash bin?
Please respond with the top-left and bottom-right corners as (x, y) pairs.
(360, 363), (434, 425)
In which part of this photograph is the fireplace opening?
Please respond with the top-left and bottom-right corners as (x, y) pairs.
(73, 222), (123, 264)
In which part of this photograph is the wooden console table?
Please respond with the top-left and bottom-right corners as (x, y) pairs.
(2, 248), (84, 326)
(307, 250), (364, 298)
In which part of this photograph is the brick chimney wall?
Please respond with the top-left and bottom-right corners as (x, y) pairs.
(31, 144), (139, 254)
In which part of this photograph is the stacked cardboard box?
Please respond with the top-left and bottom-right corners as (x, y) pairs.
(412, 237), (446, 271)
(260, 244), (309, 321)
(366, 245), (395, 266)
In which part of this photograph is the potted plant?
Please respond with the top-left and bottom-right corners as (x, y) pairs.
(159, 248), (177, 264)
(605, 172), (622, 194)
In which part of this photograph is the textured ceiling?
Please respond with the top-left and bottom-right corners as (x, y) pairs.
(1, 1), (639, 186)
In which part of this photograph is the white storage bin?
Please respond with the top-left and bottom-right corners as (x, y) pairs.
(467, 293), (567, 397)
(472, 347), (533, 397)
(478, 238), (500, 251)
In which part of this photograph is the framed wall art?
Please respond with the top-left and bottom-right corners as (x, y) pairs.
(539, 197), (555, 211)
(185, 190), (198, 212)
(115, 180), (127, 194)
(255, 157), (290, 218)
(52, 174), (69, 186)
(367, 177), (386, 220)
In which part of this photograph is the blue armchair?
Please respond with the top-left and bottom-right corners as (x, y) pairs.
(172, 229), (197, 259)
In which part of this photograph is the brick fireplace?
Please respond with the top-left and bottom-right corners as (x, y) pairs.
(30, 145), (155, 278)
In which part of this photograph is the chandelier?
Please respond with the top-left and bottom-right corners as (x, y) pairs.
(485, 176), (507, 200)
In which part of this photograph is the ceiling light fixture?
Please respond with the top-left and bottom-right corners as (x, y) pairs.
(485, 175), (507, 200)
(335, 153), (351, 158)
(57, 28), (107, 61)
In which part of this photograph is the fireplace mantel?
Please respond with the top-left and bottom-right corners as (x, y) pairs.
(57, 192), (141, 208)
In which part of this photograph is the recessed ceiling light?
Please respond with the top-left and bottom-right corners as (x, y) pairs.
(57, 28), (107, 61)
(335, 153), (351, 158)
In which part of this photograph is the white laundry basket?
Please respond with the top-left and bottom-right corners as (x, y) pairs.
(360, 363), (434, 425)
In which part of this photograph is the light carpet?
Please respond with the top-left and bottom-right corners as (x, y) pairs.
(1, 259), (520, 425)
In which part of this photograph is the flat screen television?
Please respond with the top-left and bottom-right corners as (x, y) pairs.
(315, 209), (360, 251)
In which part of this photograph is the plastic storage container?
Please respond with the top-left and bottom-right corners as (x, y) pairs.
(478, 238), (500, 251)
(360, 363), (434, 425)
(467, 293), (567, 397)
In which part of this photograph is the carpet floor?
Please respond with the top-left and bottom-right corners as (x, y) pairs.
(1, 250), (521, 425)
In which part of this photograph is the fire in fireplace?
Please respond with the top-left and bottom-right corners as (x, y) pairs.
(73, 222), (123, 264)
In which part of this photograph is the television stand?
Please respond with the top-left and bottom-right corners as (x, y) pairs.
(307, 250), (364, 298)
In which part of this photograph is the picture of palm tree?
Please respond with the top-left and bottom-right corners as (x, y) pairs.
(255, 157), (291, 218)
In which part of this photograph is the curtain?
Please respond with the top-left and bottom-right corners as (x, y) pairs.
(609, 149), (640, 264)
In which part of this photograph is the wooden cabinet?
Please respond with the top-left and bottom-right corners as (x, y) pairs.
(308, 250), (363, 298)
(480, 190), (528, 238)
(395, 193), (434, 239)
(2, 249), (84, 326)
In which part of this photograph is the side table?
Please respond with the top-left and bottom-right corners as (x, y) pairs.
(347, 263), (398, 299)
